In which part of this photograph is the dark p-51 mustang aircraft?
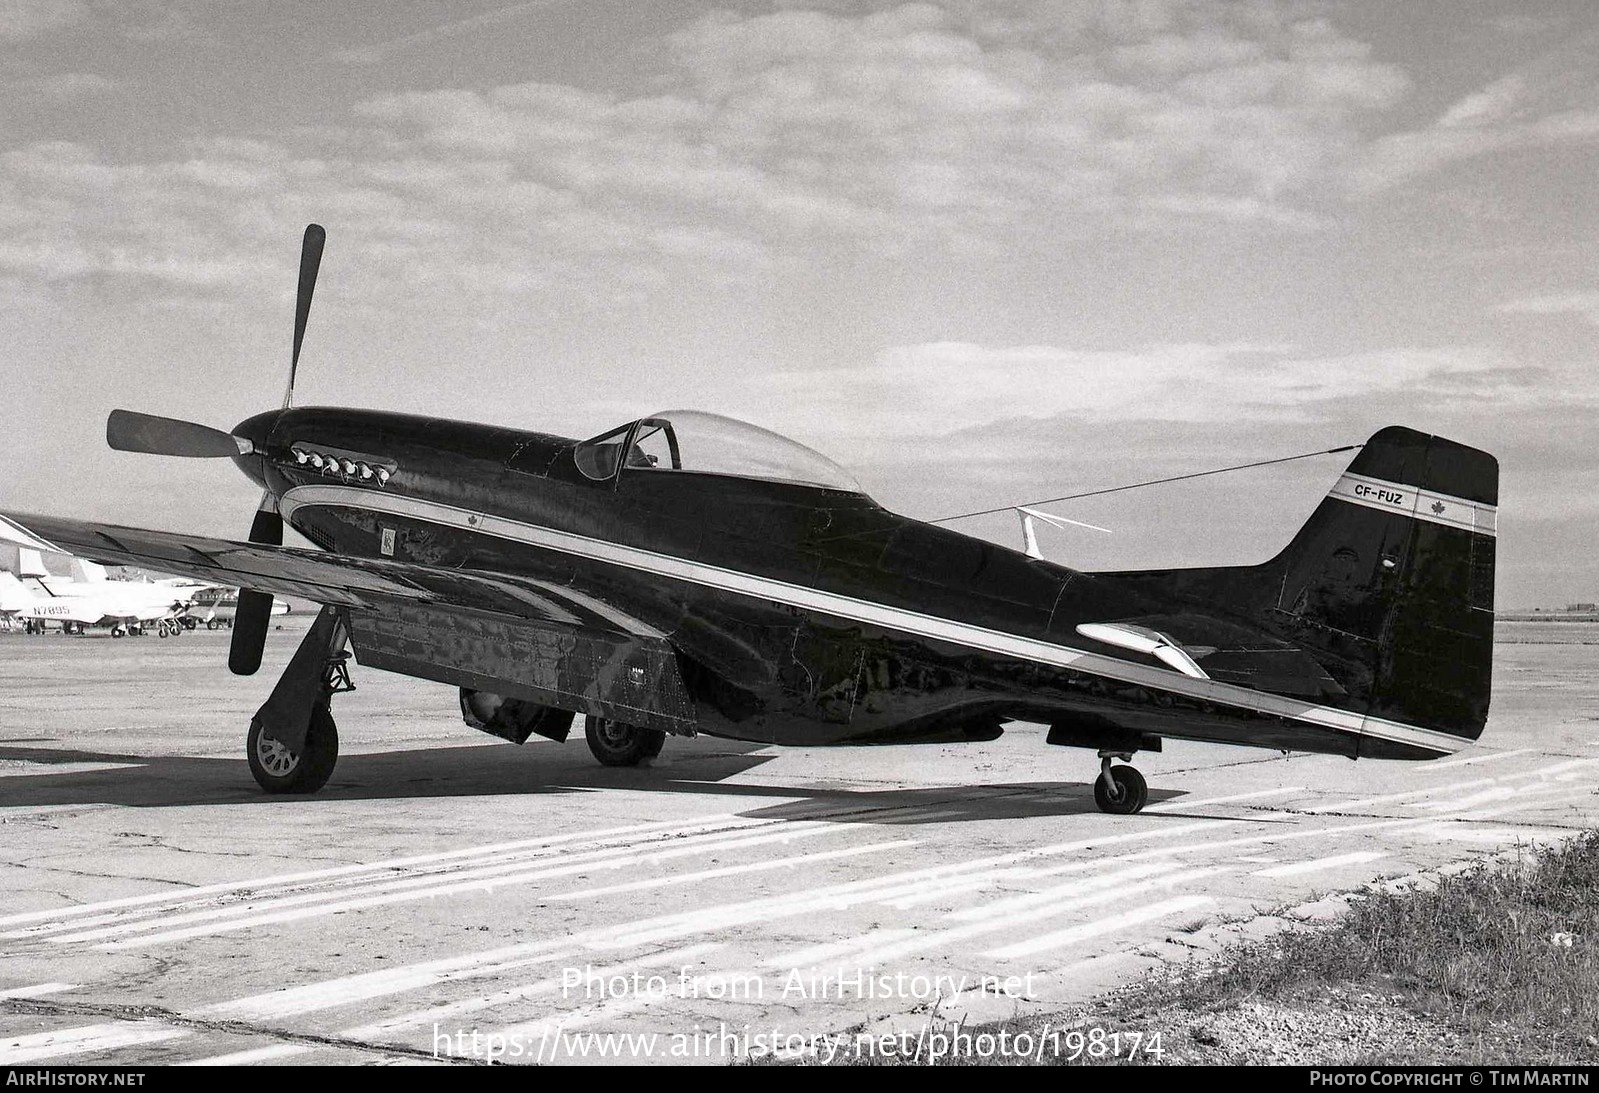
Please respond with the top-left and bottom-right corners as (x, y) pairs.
(0, 226), (1498, 813)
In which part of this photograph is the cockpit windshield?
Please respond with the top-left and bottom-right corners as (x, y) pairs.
(573, 410), (863, 493)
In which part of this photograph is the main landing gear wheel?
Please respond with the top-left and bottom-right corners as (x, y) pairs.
(1094, 760), (1148, 815)
(248, 703), (339, 794)
(584, 716), (666, 767)
(243, 607), (353, 796)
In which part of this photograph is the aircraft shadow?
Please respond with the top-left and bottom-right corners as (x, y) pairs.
(0, 738), (1193, 822)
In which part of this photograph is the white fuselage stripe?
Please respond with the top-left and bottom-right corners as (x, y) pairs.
(1327, 472), (1497, 537)
(279, 484), (1467, 755)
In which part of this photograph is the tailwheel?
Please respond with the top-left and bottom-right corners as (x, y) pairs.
(1093, 757), (1148, 815)
(584, 716), (666, 767)
(248, 703), (339, 794)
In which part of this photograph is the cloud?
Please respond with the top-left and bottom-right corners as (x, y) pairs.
(1498, 291), (1599, 327)
(1437, 74), (1529, 128)
(0, 1), (1430, 307)
(748, 342), (1513, 442)
(5, 72), (116, 98)
(330, 1), (574, 65)
(1345, 23), (1599, 195)
(0, 1), (1589, 311)
(0, 0), (87, 41)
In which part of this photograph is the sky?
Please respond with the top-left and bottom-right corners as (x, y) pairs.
(1, 0), (1596, 607)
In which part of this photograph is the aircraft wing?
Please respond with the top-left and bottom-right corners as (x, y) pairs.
(0, 511), (697, 734)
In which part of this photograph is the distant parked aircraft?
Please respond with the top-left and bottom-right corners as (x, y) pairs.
(1, 548), (200, 637)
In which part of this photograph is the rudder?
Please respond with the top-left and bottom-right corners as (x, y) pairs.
(1269, 426), (1497, 753)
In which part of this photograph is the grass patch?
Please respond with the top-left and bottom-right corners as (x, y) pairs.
(1132, 830), (1599, 1064)
(790, 832), (1599, 1065)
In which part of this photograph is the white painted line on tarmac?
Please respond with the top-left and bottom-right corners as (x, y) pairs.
(1529, 758), (1599, 778)
(0, 762), (142, 778)
(1462, 796), (1595, 822)
(1252, 851), (1388, 878)
(766, 930), (920, 969)
(340, 942), (722, 1040)
(546, 840), (919, 902)
(987, 896), (1216, 960)
(0, 1021), (189, 1065)
(176, 1044), (314, 1066)
(9, 824), (741, 940)
(0, 983), (75, 1001)
(1310, 760), (1599, 816)
(1415, 787), (1518, 812)
(80, 824), (861, 948)
(14, 807), (915, 942)
(0, 811), (754, 930)
(1420, 748), (1533, 772)
(1144, 787), (1305, 813)
(590, 822), (1231, 950)
(208, 940), (579, 1022)
(1308, 777), (1497, 814)
(946, 862), (1182, 922)
(825, 867), (1227, 969)
(875, 878), (1018, 911)
(192, 819), (1253, 1022)
(1025, 815), (1430, 879)
(1415, 822), (1572, 843)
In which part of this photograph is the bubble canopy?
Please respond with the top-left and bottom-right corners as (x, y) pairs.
(573, 410), (864, 494)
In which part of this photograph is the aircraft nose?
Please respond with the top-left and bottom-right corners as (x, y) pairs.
(231, 410), (281, 454)
(230, 410), (282, 487)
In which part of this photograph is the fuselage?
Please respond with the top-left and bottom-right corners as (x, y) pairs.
(225, 407), (1435, 759)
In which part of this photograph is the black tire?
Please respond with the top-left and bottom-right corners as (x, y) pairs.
(247, 704), (339, 794)
(585, 716), (665, 767)
(1093, 765), (1148, 815)
(206, 619), (220, 631)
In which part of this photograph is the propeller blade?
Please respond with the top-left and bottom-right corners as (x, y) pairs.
(284, 223), (326, 410)
(228, 497), (283, 676)
(107, 410), (253, 458)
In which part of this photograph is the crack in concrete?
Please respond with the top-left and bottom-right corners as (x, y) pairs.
(2, 862), (203, 889)
(0, 996), (484, 1066)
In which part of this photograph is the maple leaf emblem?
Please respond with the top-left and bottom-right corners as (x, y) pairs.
(1431, 501), (1446, 514)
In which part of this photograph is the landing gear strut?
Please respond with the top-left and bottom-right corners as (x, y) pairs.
(584, 715), (666, 767)
(245, 606), (353, 794)
(1093, 752), (1148, 815)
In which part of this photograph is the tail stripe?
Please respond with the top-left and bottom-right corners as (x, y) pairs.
(1327, 472), (1497, 537)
